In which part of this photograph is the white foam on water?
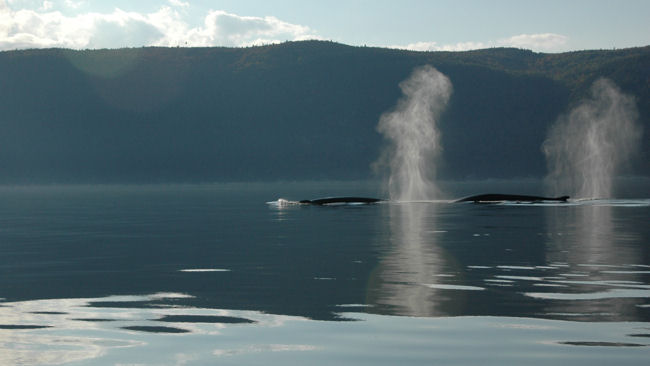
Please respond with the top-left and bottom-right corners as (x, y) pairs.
(601, 270), (650, 274)
(484, 279), (514, 283)
(424, 283), (485, 291)
(267, 198), (301, 207)
(525, 288), (650, 300)
(495, 275), (545, 282)
(497, 265), (537, 270)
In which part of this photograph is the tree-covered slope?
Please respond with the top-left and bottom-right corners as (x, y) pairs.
(0, 41), (647, 183)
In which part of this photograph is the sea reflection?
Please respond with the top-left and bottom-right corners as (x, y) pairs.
(538, 201), (649, 320)
(2, 191), (650, 364)
(545, 203), (634, 265)
(0, 293), (311, 365)
(3, 293), (648, 366)
(367, 202), (464, 316)
(364, 199), (650, 321)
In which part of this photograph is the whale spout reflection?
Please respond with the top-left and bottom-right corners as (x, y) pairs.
(455, 194), (570, 203)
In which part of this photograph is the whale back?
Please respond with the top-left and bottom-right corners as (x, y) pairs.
(300, 197), (383, 205)
(456, 194), (569, 203)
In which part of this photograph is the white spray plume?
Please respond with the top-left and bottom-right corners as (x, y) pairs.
(374, 65), (452, 201)
(543, 78), (642, 199)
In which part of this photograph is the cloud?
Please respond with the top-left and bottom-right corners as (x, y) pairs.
(393, 33), (569, 53)
(499, 33), (568, 51)
(0, 2), (568, 53)
(168, 0), (189, 8)
(39, 1), (53, 11)
(0, 2), (319, 50)
(0, 5), (163, 49)
(158, 10), (319, 48)
(396, 41), (489, 52)
(64, 0), (85, 9)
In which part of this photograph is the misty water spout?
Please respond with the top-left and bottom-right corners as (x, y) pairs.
(374, 65), (452, 201)
(543, 78), (642, 199)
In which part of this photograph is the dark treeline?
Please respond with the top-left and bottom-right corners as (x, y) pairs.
(0, 41), (648, 183)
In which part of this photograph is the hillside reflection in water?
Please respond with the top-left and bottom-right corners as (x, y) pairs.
(0, 184), (648, 365)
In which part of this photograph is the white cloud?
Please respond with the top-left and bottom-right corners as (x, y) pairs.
(0, 5), (162, 49)
(157, 10), (319, 48)
(393, 33), (569, 53)
(396, 41), (489, 52)
(393, 41), (438, 52)
(168, 0), (189, 8)
(64, 0), (85, 9)
(0, 3), (319, 50)
(0, 2), (569, 53)
(39, 1), (52, 11)
(498, 33), (568, 51)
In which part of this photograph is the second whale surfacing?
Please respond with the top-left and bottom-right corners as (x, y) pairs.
(455, 193), (570, 203)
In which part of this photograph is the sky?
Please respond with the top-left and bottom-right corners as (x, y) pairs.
(1, 0), (649, 53)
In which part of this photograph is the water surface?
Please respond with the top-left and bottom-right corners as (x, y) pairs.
(1, 182), (648, 364)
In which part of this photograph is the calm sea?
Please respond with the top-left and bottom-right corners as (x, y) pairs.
(1, 181), (649, 365)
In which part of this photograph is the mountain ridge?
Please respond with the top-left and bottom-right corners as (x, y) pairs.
(0, 41), (647, 183)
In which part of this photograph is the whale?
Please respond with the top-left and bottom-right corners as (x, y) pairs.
(298, 197), (383, 205)
(455, 194), (570, 203)
(289, 194), (569, 206)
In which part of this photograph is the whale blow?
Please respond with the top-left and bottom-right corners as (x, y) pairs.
(543, 78), (642, 199)
(374, 65), (452, 202)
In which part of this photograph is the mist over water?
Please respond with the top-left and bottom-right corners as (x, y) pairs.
(543, 78), (642, 199)
(374, 65), (452, 201)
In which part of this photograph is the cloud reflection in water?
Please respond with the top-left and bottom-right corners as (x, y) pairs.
(0, 292), (308, 365)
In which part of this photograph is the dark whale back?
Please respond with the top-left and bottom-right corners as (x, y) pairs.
(299, 197), (383, 205)
(455, 194), (569, 203)
(296, 194), (569, 205)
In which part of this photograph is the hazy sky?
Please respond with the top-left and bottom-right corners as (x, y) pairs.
(1, 0), (649, 52)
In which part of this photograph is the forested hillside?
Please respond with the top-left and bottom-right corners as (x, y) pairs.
(0, 41), (648, 183)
